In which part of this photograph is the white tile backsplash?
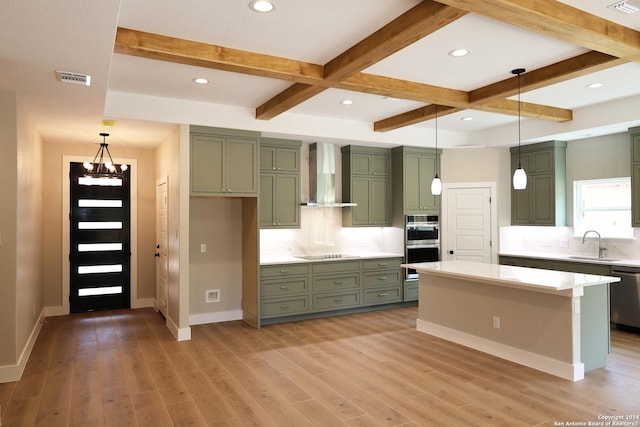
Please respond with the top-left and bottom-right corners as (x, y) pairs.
(500, 226), (640, 260)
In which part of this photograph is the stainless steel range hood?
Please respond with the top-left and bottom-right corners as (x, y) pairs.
(302, 142), (356, 207)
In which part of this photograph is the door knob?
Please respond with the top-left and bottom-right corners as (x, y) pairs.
(155, 253), (160, 257)
(449, 250), (454, 254)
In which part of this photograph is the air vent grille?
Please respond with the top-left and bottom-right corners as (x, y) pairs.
(608, 0), (640, 14)
(55, 70), (91, 86)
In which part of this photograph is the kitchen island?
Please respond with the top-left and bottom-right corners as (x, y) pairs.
(404, 260), (620, 381)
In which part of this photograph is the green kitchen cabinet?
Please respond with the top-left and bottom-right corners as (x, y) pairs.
(391, 146), (440, 223)
(630, 128), (640, 227)
(260, 138), (302, 228)
(341, 146), (391, 227)
(362, 258), (403, 306)
(259, 263), (310, 319)
(510, 140), (566, 226)
(190, 126), (259, 196)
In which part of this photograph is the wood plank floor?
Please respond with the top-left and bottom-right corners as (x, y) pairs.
(1, 306), (639, 426)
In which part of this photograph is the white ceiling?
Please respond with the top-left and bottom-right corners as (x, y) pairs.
(1, 0), (640, 150)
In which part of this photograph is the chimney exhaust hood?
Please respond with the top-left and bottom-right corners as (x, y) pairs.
(302, 142), (356, 207)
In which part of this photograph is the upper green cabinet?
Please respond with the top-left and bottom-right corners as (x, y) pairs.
(510, 140), (566, 226)
(260, 138), (302, 229)
(630, 127), (640, 227)
(341, 146), (391, 227)
(190, 126), (259, 196)
(391, 146), (440, 219)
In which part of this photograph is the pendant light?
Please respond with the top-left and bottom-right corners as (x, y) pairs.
(431, 105), (442, 196)
(512, 68), (527, 190)
(83, 133), (128, 176)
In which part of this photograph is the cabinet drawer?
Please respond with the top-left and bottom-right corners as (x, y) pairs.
(261, 277), (308, 297)
(261, 264), (308, 278)
(311, 261), (361, 274)
(363, 286), (402, 305)
(362, 258), (402, 270)
(261, 296), (308, 318)
(312, 291), (360, 310)
(363, 269), (402, 287)
(312, 273), (359, 292)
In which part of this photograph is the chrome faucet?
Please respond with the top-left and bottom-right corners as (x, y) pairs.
(582, 230), (606, 258)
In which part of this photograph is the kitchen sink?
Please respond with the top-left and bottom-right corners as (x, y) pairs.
(567, 255), (620, 262)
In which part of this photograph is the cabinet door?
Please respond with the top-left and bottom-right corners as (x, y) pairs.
(260, 146), (276, 171)
(531, 174), (554, 225)
(274, 174), (300, 227)
(511, 183), (531, 225)
(370, 154), (390, 176)
(418, 155), (438, 211)
(226, 138), (257, 194)
(191, 135), (224, 193)
(260, 173), (275, 227)
(370, 178), (390, 225)
(275, 147), (300, 172)
(403, 154), (422, 212)
(633, 163), (640, 227)
(351, 177), (372, 225)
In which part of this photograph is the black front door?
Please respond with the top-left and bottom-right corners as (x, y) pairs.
(69, 162), (131, 313)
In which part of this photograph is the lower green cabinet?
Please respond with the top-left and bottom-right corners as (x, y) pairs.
(259, 257), (405, 323)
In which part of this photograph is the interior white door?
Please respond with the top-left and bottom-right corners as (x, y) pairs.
(444, 186), (492, 263)
(156, 177), (169, 316)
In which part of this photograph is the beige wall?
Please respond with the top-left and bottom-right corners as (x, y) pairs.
(441, 146), (512, 226)
(0, 91), (19, 365)
(189, 198), (243, 318)
(15, 97), (44, 360)
(42, 140), (157, 308)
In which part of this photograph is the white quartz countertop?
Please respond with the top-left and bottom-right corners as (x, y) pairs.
(499, 251), (640, 268)
(260, 252), (403, 265)
(403, 260), (620, 297)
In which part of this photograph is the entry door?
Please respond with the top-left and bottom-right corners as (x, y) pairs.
(156, 178), (168, 317)
(69, 162), (131, 313)
(443, 186), (492, 262)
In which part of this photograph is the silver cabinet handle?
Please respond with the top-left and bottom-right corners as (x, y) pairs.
(334, 298), (344, 303)
(378, 263), (388, 266)
(280, 269), (291, 273)
(334, 281), (343, 285)
(279, 304), (289, 310)
(378, 276), (388, 280)
(378, 293), (388, 297)
(279, 285), (289, 290)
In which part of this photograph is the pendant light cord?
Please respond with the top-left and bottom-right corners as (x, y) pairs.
(517, 71), (521, 168)
(435, 104), (439, 177)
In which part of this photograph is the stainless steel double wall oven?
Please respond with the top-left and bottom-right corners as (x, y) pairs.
(405, 215), (440, 280)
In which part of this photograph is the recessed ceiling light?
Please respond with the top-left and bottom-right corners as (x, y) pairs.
(193, 78), (209, 84)
(382, 96), (402, 101)
(341, 99), (354, 105)
(461, 117), (473, 121)
(586, 82), (603, 89)
(448, 48), (470, 57)
(249, 0), (275, 12)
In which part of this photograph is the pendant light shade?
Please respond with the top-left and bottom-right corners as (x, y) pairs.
(431, 105), (442, 196)
(512, 68), (527, 190)
(513, 167), (527, 189)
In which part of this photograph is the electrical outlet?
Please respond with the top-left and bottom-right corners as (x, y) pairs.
(205, 289), (220, 303)
(492, 316), (501, 329)
(200, 243), (207, 253)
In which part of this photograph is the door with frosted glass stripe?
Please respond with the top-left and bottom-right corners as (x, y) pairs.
(69, 162), (130, 313)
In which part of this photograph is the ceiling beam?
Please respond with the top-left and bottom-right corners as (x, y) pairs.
(256, 0), (467, 119)
(434, 0), (640, 61)
(373, 50), (624, 132)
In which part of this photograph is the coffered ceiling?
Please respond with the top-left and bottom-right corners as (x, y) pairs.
(1, 0), (640, 149)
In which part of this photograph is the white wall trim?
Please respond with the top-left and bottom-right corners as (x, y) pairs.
(416, 318), (584, 381)
(165, 315), (191, 341)
(131, 298), (155, 309)
(189, 310), (243, 326)
(62, 155), (138, 313)
(0, 309), (45, 383)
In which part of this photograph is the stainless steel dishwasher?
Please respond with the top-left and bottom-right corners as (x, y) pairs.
(610, 266), (640, 330)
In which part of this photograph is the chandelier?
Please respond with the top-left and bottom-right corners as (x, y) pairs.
(83, 133), (127, 176)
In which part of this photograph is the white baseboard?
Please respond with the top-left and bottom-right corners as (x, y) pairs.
(189, 310), (243, 326)
(132, 298), (155, 309)
(416, 319), (584, 382)
(166, 315), (191, 341)
(0, 309), (46, 383)
(44, 305), (66, 317)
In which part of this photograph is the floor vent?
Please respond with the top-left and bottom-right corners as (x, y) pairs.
(608, 0), (639, 14)
(55, 70), (91, 86)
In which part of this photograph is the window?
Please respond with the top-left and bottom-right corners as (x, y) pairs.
(573, 177), (633, 238)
